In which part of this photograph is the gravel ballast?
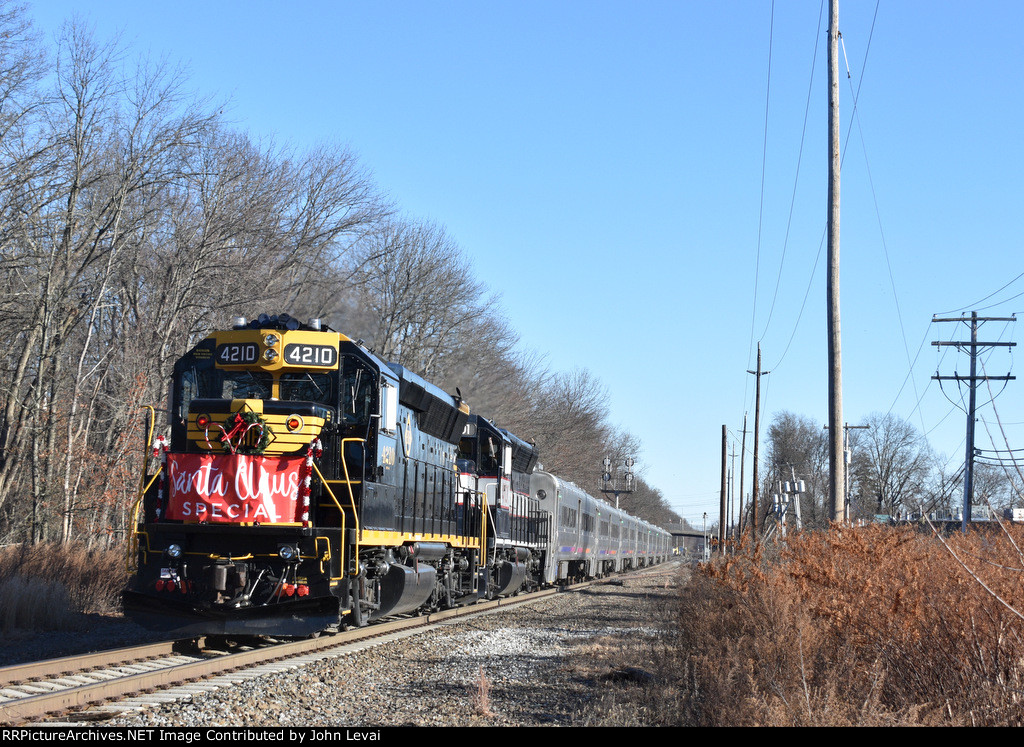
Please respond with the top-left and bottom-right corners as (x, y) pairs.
(47, 566), (683, 727)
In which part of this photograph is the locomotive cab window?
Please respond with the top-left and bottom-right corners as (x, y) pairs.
(457, 435), (477, 474)
(480, 436), (500, 475)
(380, 381), (398, 433)
(172, 359), (218, 424)
(221, 371), (272, 400)
(341, 356), (375, 429)
(280, 372), (335, 404)
(175, 368), (199, 425)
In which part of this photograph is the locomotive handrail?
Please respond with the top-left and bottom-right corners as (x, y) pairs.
(312, 464), (346, 515)
(338, 437), (364, 562)
(481, 480), (496, 564)
(310, 461), (350, 560)
(126, 406), (159, 572)
(126, 471), (159, 571)
(314, 535), (335, 579)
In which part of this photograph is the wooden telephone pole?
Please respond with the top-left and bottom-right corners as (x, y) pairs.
(748, 343), (769, 538)
(826, 0), (845, 523)
(738, 413), (748, 535)
(720, 424), (727, 549)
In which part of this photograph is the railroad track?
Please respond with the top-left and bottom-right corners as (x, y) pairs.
(0, 586), (562, 725)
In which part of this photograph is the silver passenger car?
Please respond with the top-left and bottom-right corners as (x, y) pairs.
(531, 469), (671, 584)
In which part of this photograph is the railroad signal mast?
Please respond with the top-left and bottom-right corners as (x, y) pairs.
(932, 312), (1016, 532)
(600, 456), (635, 508)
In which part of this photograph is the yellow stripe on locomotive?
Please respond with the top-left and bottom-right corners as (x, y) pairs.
(187, 400), (330, 454)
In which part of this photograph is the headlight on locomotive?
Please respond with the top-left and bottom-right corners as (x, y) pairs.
(166, 544), (182, 559)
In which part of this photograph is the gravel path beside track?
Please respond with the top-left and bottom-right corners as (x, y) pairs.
(52, 565), (683, 727)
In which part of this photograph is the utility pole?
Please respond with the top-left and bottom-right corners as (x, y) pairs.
(738, 413), (748, 536)
(720, 424), (727, 550)
(824, 422), (870, 521)
(826, 0), (845, 524)
(729, 442), (737, 542)
(747, 343), (770, 540)
(932, 312), (1016, 532)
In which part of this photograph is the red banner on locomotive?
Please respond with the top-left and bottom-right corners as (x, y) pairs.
(165, 453), (304, 524)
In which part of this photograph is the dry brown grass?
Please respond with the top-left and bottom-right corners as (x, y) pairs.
(677, 524), (1024, 726)
(0, 542), (128, 633)
(470, 665), (495, 718)
(573, 525), (1024, 727)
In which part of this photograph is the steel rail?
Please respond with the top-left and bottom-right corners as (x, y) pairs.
(0, 640), (187, 687)
(1, 585), (560, 725)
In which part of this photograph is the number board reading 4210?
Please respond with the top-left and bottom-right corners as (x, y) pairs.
(284, 343), (336, 367)
(216, 342), (259, 364)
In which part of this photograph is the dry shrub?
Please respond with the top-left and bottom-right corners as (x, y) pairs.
(0, 574), (82, 633)
(0, 542), (128, 628)
(471, 665), (495, 718)
(677, 525), (1024, 726)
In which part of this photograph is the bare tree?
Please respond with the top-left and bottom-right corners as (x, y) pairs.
(763, 411), (830, 528)
(0, 5), (669, 543)
(348, 218), (493, 378)
(850, 412), (934, 520)
(0, 11), (389, 543)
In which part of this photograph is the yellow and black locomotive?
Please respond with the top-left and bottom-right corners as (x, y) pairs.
(125, 312), (671, 637)
(126, 313), (487, 636)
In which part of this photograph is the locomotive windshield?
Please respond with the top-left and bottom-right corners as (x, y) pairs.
(177, 368), (273, 401)
(174, 367), (272, 422)
(220, 371), (273, 400)
(341, 356), (375, 429)
(280, 372), (334, 404)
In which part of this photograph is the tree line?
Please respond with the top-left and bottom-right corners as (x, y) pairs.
(0, 6), (681, 545)
(749, 409), (1023, 530)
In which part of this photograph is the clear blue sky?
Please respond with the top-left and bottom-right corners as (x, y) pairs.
(27, 1), (1024, 527)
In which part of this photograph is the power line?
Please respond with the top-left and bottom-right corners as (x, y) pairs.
(938, 271), (1024, 316)
(748, 0), (776, 389)
(758, 0), (825, 343)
